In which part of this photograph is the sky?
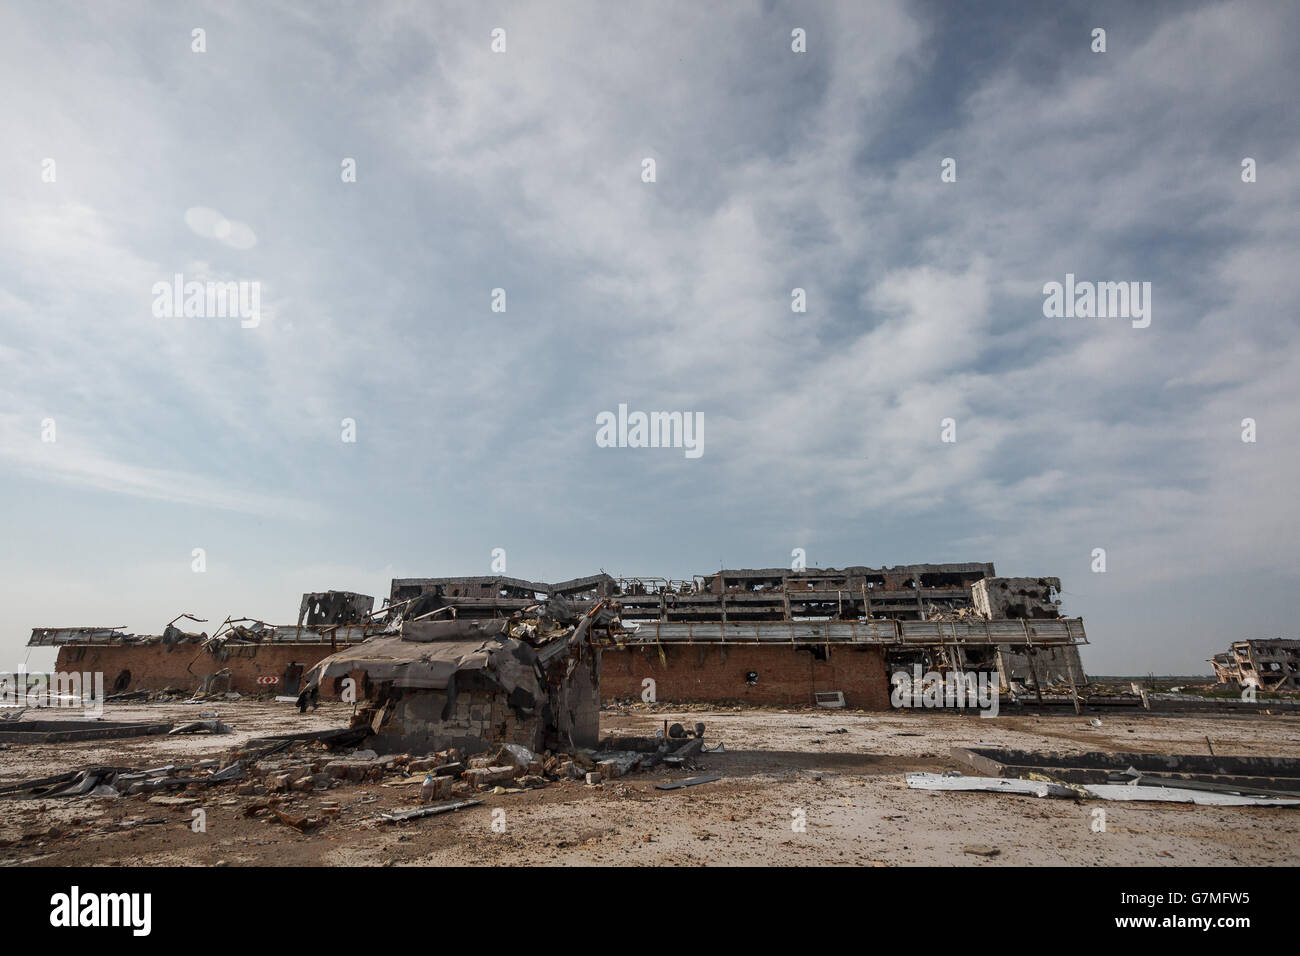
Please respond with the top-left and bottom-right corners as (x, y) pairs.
(2, 0), (1297, 676)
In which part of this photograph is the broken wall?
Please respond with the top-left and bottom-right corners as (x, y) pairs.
(54, 643), (346, 696)
(298, 591), (374, 626)
(972, 577), (1062, 620)
(547, 648), (601, 749)
(996, 644), (1087, 690)
(371, 682), (544, 754)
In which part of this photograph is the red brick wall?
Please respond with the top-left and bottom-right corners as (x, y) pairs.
(54, 644), (344, 696)
(600, 644), (891, 710)
(56, 641), (894, 709)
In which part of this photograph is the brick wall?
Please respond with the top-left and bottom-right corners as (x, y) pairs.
(600, 644), (892, 710)
(57, 641), (894, 710)
(54, 643), (343, 696)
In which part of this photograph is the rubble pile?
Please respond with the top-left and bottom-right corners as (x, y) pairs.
(0, 721), (713, 835)
(300, 596), (616, 755)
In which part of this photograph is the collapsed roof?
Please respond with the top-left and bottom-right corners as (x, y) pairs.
(300, 599), (617, 754)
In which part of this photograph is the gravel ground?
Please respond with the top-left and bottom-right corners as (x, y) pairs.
(2, 700), (1298, 866)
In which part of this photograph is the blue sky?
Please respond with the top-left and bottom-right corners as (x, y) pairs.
(2, 1), (1297, 675)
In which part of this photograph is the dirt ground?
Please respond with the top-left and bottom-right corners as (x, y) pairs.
(2, 699), (1299, 866)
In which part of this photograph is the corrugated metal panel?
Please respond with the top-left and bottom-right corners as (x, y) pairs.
(27, 627), (131, 646)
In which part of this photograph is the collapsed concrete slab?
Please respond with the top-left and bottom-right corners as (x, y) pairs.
(970, 577), (1062, 620)
(300, 601), (612, 754)
(0, 719), (173, 744)
(950, 746), (1300, 794)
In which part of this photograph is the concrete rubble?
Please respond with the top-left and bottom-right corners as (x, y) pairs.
(0, 715), (718, 837)
(297, 595), (617, 754)
(1, 595), (716, 821)
(2, 698), (1299, 866)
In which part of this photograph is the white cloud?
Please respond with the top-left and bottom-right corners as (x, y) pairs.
(0, 1), (1296, 673)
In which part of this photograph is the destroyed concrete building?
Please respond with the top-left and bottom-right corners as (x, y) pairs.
(968, 577), (1083, 687)
(392, 563), (1090, 709)
(1210, 639), (1300, 692)
(29, 562), (1090, 710)
(299, 599), (612, 754)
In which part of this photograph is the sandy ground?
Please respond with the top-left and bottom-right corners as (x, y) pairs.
(2, 699), (1299, 866)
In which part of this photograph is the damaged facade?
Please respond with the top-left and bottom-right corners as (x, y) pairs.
(300, 599), (612, 755)
(29, 562), (1090, 712)
(391, 563), (1089, 710)
(298, 591), (374, 627)
(1210, 640), (1300, 692)
(31, 593), (378, 698)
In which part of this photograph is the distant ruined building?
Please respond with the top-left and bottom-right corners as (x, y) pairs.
(1210, 640), (1300, 692)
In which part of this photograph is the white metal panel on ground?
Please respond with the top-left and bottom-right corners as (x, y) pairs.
(905, 772), (1075, 798)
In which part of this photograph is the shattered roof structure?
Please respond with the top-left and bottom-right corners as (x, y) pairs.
(304, 619), (549, 692)
(302, 599), (616, 754)
(385, 566), (1087, 651)
(28, 595), (382, 649)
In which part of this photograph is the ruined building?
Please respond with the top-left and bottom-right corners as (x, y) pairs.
(1210, 640), (1300, 692)
(391, 564), (1089, 710)
(28, 563), (1090, 711)
(299, 600), (612, 754)
(30, 592), (378, 698)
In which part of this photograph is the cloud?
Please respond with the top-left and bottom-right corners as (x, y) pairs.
(0, 1), (1296, 674)
(184, 207), (258, 249)
(0, 414), (317, 520)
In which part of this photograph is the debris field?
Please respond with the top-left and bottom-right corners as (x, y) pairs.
(2, 699), (1298, 866)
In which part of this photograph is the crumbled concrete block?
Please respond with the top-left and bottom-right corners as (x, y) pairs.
(421, 775), (456, 801)
(497, 743), (537, 771)
(462, 766), (517, 789)
(597, 752), (641, 779)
